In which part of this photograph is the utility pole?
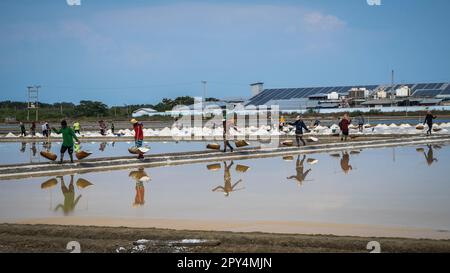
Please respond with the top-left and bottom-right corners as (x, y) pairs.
(27, 85), (40, 121)
(391, 69), (395, 99)
(201, 81), (207, 101)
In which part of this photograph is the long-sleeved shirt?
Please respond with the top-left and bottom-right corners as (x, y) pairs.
(52, 127), (79, 146)
(339, 118), (351, 132)
(424, 114), (436, 125)
(356, 116), (365, 125)
(133, 123), (144, 140)
(288, 120), (309, 134)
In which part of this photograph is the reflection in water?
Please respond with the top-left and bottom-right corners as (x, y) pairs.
(31, 142), (37, 157)
(424, 145), (438, 166)
(42, 141), (52, 151)
(129, 168), (150, 207)
(54, 175), (82, 215)
(20, 142), (26, 153)
(211, 161), (245, 197)
(340, 151), (353, 174)
(286, 155), (312, 187)
(99, 142), (107, 152)
(41, 175), (94, 215)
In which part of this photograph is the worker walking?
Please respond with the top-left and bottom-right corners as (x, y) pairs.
(52, 120), (80, 164)
(73, 121), (81, 134)
(288, 116), (310, 147)
(131, 119), (145, 159)
(223, 117), (237, 153)
(19, 122), (26, 137)
(339, 113), (351, 141)
(356, 114), (365, 132)
(423, 111), (437, 135)
(30, 122), (36, 137)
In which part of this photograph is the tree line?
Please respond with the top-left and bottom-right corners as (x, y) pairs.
(0, 96), (219, 121)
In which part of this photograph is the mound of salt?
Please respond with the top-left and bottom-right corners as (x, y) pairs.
(388, 123), (397, 128)
(5, 132), (16, 137)
(159, 127), (172, 136)
(376, 124), (389, 129)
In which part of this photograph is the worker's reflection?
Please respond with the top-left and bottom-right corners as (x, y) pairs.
(211, 161), (244, 197)
(20, 142), (26, 153)
(54, 175), (82, 215)
(340, 151), (353, 174)
(42, 141), (52, 151)
(424, 145), (438, 166)
(99, 142), (107, 152)
(286, 155), (311, 187)
(129, 168), (150, 207)
(31, 142), (37, 157)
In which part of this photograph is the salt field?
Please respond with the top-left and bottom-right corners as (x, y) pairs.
(2, 122), (450, 139)
(1, 144), (449, 238)
(0, 141), (210, 165)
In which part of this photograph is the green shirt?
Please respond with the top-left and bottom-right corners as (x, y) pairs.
(52, 127), (79, 146)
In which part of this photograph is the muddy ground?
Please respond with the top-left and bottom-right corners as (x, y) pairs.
(0, 224), (449, 253)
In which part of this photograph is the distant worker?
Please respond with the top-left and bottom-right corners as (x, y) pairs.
(288, 116), (310, 147)
(223, 117), (237, 153)
(313, 119), (321, 127)
(73, 121), (81, 134)
(356, 114), (365, 132)
(131, 119), (145, 159)
(52, 120), (80, 164)
(423, 111), (437, 135)
(111, 122), (115, 135)
(42, 122), (48, 138)
(19, 122), (26, 137)
(46, 122), (51, 138)
(339, 113), (351, 141)
(99, 120), (107, 136)
(287, 155), (312, 187)
(279, 115), (286, 131)
(30, 121), (36, 137)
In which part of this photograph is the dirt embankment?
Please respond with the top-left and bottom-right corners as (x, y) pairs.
(0, 224), (449, 253)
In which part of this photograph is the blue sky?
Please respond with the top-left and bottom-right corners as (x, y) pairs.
(0, 0), (449, 105)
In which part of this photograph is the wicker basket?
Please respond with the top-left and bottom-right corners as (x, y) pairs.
(40, 151), (57, 161)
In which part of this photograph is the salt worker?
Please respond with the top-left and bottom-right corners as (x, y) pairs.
(51, 119), (80, 164)
(339, 113), (351, 141)
(423, 111), (437, 135)
(288, 115), (310, 147)
(131, 118), (145, 159)
(279, 115), (286, 131)
(19, 122), (26, 137)
(356, 114), (365, 132)
(223, 117), (237, 152)
(73, 121), (81, 134)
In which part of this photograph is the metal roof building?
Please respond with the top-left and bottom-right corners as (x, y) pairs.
(246, 82), (450, 106)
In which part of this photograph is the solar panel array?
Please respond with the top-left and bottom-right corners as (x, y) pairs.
(246, 82), (449, 106)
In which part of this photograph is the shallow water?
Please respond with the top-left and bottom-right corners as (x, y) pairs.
(0, 144), (449, 231)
